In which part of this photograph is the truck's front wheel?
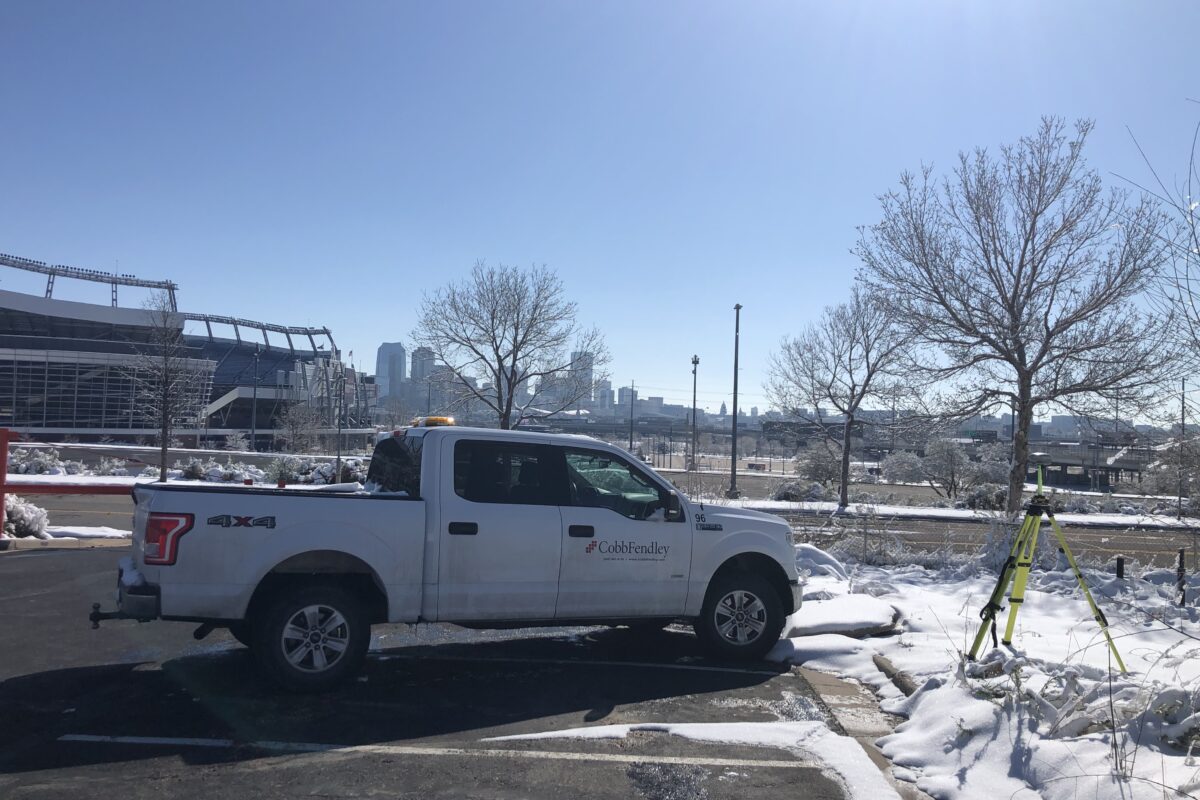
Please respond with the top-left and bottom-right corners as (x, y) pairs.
(694, 571), (784, 660)
(252, 584), (370, 692)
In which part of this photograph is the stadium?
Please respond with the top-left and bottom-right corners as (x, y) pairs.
(0, 251), (374, 447)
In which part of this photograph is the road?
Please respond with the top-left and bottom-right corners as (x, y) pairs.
(0, 548), (855, 800)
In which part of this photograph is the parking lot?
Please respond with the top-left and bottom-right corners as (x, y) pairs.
(0, 548), (859, 799)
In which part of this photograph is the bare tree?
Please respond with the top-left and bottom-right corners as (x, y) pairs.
(275, 403), (321, 454)
(413, 262), (609, 429)
(1121, 117), (1200, 366)
(856, 118), (1173, 512)
(766, 287), (908, 508)
(130, 291), (212, 481)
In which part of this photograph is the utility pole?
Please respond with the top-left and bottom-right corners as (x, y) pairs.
(250, 344), (260, 452)
(727, 304), (742, 499)
(691, 355), (699, 472)
(1181, 379), (1187, 520)
(628, 380), (635, 452)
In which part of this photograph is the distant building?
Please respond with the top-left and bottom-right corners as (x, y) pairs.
(618, 385), (638, 407)
(374, 342), (406, 399)
(410, 347), (436, 383)
(571, 350), (595, 402)
(596, 379), (614, 409)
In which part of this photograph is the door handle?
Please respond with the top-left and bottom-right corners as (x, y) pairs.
(448, 522), (478, 535)
(568, 525), (594, 538)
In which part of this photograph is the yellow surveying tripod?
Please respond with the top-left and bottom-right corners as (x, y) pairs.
(967, 466), (1126, 672)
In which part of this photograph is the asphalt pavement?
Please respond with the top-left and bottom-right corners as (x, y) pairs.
(0, 548), (854, 800)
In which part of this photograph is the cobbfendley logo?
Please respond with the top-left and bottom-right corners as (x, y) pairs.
(586, 540), (669, 556)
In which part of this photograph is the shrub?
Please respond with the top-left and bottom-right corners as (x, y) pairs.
(3, 494), (49, 539)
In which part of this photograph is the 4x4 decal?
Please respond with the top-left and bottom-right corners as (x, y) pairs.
(206, 514), (276, 529)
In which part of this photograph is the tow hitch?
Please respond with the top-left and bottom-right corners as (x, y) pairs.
(89, 603), (129, 629)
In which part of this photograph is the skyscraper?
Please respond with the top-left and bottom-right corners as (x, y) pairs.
(374, 342), (406, 399)
(410, 347), (436, 383)
(571, 350), (595, 402)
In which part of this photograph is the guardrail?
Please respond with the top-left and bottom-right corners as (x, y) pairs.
(0, 429), (136, 520)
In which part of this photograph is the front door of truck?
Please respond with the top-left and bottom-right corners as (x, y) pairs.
(555, 446), (692, 619)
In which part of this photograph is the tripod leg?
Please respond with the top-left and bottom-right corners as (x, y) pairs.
(968, 513), (1035, 661)
(1002, 511), (1043, 646)
(1047, 516), (1128, 673)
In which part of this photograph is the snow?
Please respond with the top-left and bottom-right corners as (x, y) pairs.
(735, 498), (1200, 529)
(47, 526), (131, 539)
(768, 545), (1200, 799)
(782, 594), (897, 637)
(118, 556), (145, 587)
(488, 721), (901, 799)
(3, 474), (146, 487)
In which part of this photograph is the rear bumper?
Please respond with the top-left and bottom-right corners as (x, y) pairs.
(89, 567), (161, 627)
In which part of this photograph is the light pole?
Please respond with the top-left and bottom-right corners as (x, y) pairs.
(691, 355), (699, 472)
(628, 380), (635, 452)
(727, 304), (742, 499)
(250, 344), (260, 452)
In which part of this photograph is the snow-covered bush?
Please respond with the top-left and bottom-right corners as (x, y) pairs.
(960, 482), (1006, 510)
(771, 480), (830, 502)
(93, 457), (129, 476)
(3, 494), (49, 539)
(174, 458), (266, 483)
(6, 446), (87, 476)
(265, 456), (301, 484)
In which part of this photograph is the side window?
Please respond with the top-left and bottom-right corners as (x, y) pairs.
(365, 436), (422, 496)
(453, 440), (564, 506)
(564, 448), (666, 520)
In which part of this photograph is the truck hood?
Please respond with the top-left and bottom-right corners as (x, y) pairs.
(695, 504), (791, 536)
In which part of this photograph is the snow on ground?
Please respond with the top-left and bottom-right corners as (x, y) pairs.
(488, 721), (900, 799)
(772, 546), (1200, 799)
(735, 498), (1199, 529)
(3, 474), (146, 487)
(46, 526), (131, 539)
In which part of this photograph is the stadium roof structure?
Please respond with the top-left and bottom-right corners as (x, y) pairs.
(1, 249), (336, 353)
(183, 313), (336, 354)
(0, 251), (178, 309)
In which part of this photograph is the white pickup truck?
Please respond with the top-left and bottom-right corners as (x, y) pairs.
(92, 422), (802, 690)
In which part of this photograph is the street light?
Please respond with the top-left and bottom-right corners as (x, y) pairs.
(691, 355), (699, 472)
(250, 344), (260, 453)
(727, 304), (742, 499)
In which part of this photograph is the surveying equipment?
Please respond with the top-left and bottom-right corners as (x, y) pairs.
(967, 464), (1126, 672)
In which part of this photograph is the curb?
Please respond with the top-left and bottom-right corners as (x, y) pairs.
(0, 537), (131, 552)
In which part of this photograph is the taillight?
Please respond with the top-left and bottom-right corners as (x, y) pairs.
(143, 513), (194, 565)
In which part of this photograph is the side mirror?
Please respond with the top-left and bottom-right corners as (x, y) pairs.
(664, 491), (684, 522)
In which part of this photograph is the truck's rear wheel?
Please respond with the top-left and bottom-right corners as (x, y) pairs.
(252, 584), (370, 692)
(694, 571), (784, 660)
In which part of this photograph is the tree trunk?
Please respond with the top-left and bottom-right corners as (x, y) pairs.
(1006, 383), (1034, 513)
(838, 414), (853, 508)
(160, 402), (169, 483)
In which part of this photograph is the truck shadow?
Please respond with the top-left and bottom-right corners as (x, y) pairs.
(0, 626), (790, 775)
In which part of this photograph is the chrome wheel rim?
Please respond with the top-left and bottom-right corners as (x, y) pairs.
(713, 589), (767, 645)
(280, 604), (350, 673)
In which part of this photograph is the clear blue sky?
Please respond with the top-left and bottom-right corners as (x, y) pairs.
(1, 1), (1197, 413)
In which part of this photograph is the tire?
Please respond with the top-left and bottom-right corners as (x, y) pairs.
(251, 583), (370, 692)
(226, 622), (253, 648)
(693, 571), (785, 661)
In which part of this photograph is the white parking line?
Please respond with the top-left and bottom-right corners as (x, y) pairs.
(59, 734), (809, 769)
